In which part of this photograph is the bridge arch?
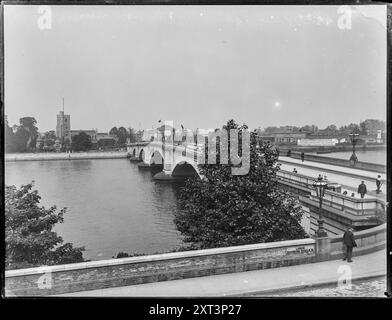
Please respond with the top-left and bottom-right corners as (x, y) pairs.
(149, 150), (164, 166)
(172, 160), (201, 179)
(139, 149), (145, 161)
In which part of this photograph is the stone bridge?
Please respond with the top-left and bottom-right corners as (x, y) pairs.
(127, 141), (203, 181)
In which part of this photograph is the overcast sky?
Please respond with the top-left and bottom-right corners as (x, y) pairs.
(4, 5), (387, 133)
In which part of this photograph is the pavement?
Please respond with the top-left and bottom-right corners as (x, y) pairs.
(277, 157), (387, 200)
(55, 249), (386, 297)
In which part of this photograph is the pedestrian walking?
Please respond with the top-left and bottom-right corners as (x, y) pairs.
(376, 175), (382, 194)
(342, 226), (357, 262)
(287, 149), (292, 157)
(301, 152), (305, 162)
(357, 181), (367, 199)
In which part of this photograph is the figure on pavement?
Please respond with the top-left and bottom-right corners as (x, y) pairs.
(342, 226), (357, 263)
(357, 181), (367, 199)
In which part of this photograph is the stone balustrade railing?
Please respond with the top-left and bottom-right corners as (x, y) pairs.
(5, 223), (386, 296)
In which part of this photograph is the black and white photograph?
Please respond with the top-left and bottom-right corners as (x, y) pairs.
(2, 1), (389, 302)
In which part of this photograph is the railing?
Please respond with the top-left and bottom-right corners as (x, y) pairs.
(277, 169), (386, 217)
(277, 170), (317, 189)
(329, 223), (386, 258)
(5, 238), (316, 296)
(309, 190), (385, 216)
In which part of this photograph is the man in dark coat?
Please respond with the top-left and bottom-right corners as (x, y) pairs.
(342, 226), (357, 262)
(376, 175), (382, 194)
(357, 181), (367, 199)
(301, 152), (305, 162)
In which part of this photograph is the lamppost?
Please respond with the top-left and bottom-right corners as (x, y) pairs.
(348, 132), (359, 166)
(313, 177), (329, 237)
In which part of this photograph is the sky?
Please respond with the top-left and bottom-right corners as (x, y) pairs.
(4, 5), (387, 133)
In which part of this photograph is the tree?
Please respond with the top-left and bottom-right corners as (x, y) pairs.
(12, 126), (31, 152)
(71, 132), (92, 151)
(5, 183), (84, 269)
(43, 131), (56, 147)
(174, 119), (307, 249)
(300, 125), (318, 133)
(325, 124), (338, 132)
(5, 117), (39, 152)
(109, 127), (118, 136)
(117, 126), (128, 146)
(5, 118), (16, 152)
(128, 127), (137, 143)
(19, 117), (39, 151)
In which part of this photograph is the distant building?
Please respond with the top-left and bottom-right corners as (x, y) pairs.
(96, 132), (118, 143)
(297, 138), (338, 147)
(56, 111), (71, 141)
(257, 130), (307, 145)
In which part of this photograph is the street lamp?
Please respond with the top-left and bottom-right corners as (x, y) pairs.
(313, 178), (329, 237)
(348, 132), (359, 166)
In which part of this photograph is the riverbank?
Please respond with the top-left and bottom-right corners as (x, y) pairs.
(5, 151), (128, 161)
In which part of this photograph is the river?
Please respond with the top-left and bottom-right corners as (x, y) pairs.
(5, 159), (185, 261)
(312, 149), (386, 165)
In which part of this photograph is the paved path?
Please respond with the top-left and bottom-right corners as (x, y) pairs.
(278, 157), (387, 200)
(55, 250), (386, 297)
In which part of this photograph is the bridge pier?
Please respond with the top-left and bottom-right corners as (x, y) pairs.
(129, 156), (141, 162)
(152, 169), (184, 182)
(137, 162), (150, 169)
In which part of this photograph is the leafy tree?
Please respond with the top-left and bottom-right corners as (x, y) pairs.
(5, 183), (84, 269)
(19, 117), (39, 150)
(175, 119), (306, 249)
(359, 121), (367, 135)
(12, 127), (31, 152)
(71, 132), (92, 151)
(324, 124), (338, 132)
(109, 127), (118, 136)
(128, 127), (137, 143)
(5, 117), (39, 152)
(43, 131), (56, 147)
(117, 126), (128, 146)
(5, 118), (16, 152)
(300, 125), (318, 133)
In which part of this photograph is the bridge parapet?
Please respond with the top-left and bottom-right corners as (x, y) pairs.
(5, 223), (386, 296)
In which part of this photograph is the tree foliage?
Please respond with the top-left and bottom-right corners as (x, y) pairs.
(5, 116), (39, 152)
(175, 119), (307, 249)
(5, 183), (84, 269)
(71, 132), (92, 151)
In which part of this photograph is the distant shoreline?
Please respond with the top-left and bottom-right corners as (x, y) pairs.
(5, 151), (128, 162)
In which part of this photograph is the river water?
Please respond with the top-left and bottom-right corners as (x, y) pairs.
(5, 159), (184, 261)
(313, 150), (386, 165)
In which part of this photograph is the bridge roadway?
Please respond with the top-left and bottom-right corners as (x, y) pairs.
(54, 249), (385, 297)
(278, 156), (387, 200)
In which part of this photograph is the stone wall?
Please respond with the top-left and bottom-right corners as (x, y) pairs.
(5, 239), (316, 296)
(329, 223), (386, 259)
(5, 224), (386, 297)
